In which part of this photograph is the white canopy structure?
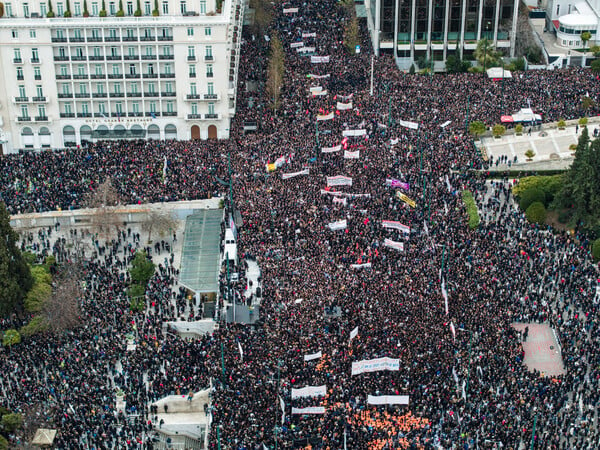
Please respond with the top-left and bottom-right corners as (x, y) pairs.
(486, 67), (512, 79)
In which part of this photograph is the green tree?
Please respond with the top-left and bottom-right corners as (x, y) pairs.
(474, 38), (501, 68)
(557, 118), (566, 129)
(581, 31), (592, 49)
(24, 266), (52, 313)
(469, 121), (486, 138)
(592, 238), (600, 260)
(99, 0), (107, 15)
(250, 0), (272, 37)
(492, 124), (506, 138)
(556, 127), (600, 228)
(515, 124), (523, 135)
(579, 117), (588, 126)
(519, 187), (546, 211)
(134, 0), (141, 15)
(446, 54), (470, 73)
(64, 0), (71, 16)
(590, 59), (600, 73)
(266, 34), (285, 112)
(409, 64), (416, 74)
(20, 315), (49, 337)
(129, 251), (155, 286)
(344, 15), (360, 54)
(1, 413), (23, 433)
(152, 0), (159, 15)
(0, 202), (33, 316)
(526, 202), (547, 224)
(2, 329), (21, 347)
(47, 0), (55, 16)
(116, 0), (124, 15)
(83, 0), (89, 15)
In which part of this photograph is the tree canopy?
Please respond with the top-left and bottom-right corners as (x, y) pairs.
(0, 202), (33, 317)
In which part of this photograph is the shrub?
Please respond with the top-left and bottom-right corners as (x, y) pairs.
(461, 190), (480, 229)
(557, 119), (566, 129)
(409, 64), (415, 74)
(558, 210), (571, 224)
(129, 251), (155, 286)
(579, 117), (588, 126)
(512, 175), (563, 204)
(0, 435), (7, 450)
(592, 238), (600, 260)
(1, 413), (23, 433)
(127, 283), (145, 299)
(469, 121), (486, 138)
(2, 329), (21, 347)
(492, 124), (506, 138)
(20, 316), (49, 337)
(524, 149), (535, 160)
(526, 202), (547, 224)
(519, 187), (546, 211)
(515, 124), (523, 135)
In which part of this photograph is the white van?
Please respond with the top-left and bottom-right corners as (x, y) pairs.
(223, 228), (237, 264)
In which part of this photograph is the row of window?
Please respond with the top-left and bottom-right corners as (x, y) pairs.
(16, 66), (43, 81)
(4, 0), (207, 17)
(52, 27), (172, 40)
(49, 63), (212, 79)
(18, 104), (47, 119)
(51, 45), (212, 58)
(60, 101), (179, 115)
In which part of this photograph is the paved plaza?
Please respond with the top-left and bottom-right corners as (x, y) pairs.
(512, 323), (566, 377)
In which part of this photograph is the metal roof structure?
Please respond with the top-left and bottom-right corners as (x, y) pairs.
(179, 209), (222, 294)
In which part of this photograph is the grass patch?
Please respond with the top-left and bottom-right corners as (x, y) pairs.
(462, 190), (480, 229)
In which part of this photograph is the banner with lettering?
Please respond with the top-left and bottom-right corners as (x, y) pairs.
(351, 357), (400, 376)
(350, 326), (359, 342)
(333, 197), (347, 206)
(384, 238), (404, 251)
(283, 7), (299, 13)
(309, 86), (323, 94)
(382, 220), (411, 234)
(297, 46), (316, 53)
(396, 192), (416, 208)
(311, 56), (330, 63)
(322, 145), (342, 153)
(367, 395), (409, 405)
(327, 176), (353, 187)
(282, 169), (309, 179)
(302, 32), (317, 38)
(386, 179), (410, 191)
(317, 112), (334, 121)
(337, 93), (353, 102)
(337, 102), (353, 110)
(307, 74), (330, 79)
(342, 129), (367, 137)
(344, 150), (360, 159)
(290, 42), (304, 48)
(303, 351), (322, 362)
(292, 407), (326, 414)
(291, 385), (327, 399)
(312, 90), (328, 97)
(350, 262), (371, 270)
(327, 219), (347, 231)
(399, 119), (419, 130)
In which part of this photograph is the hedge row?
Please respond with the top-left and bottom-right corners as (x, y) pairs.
(461, 190), (480, 229)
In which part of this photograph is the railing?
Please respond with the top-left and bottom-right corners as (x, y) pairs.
(203, 94), (218, 100)
(34, 116), (49, 121)
(105, 36), (120, 42)
(106, 55), (122, 60)
(75, 93), (90, 98)
(70, 37), (85, 42)
(162, 111), (177, 116)
(60, 113), (76, 118)
(73, 74), (88, 79)
(71, 55), (87, 61)
(187, 114), (203, 119)
(51, 37), (68, 42)
(124, 55), (139, 60)
(17, 75), (24, 80)
(159, 55), (174, 60)
(142, 54), (156, 60)
(158, 35), (173, 41)
(125, 73), (141, 78)
(17, 116), (31, 122)
(56, 74), (71, 80)
(14, 96), (29, 102)
(143, 73), (158, 78)
(140, 36), (155, 41)
(77, 113), (92, 118)
(160, 73), (175, 78)
(110, 93), (125, 97)
(58, 93), (73, 99)
(161, 92), (176, 97)
(87, 37), (103, 42)
(108, 74), (123, 79)
(204, 55), (214, 61)
(90, 74), (106, 79)
(127, 92), (142, 97)
(30, 58), (41, 63)
(89, 56), (105, 61)
(13, 58), (23, 63)
(123, 36), (138, 41)
(186, 94), (201, 99)
(32, 96), (47, 102)
(92, 93), (108, 98)
(205, 113), (219, 119)
(144, 92), (159, 97)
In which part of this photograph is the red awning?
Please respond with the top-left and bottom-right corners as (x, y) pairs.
(501, 115), (514, 123)
(552, 20), (560, 30)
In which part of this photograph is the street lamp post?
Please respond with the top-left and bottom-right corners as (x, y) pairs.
(482, 22), (491, 80)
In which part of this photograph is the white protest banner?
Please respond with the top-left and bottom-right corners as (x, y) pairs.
(308, 73), (330, 79)
(327, 176), (353, 187)
(384, 238), (404, 251)
(344, 150), (360, 159)
(238, 341), (243, 361)
(311, 56), (330, 63)
(282, 168), (309, 180)
(367, 395), (409, 405)
(337, 102), (353, 110)
(303, 351), (322, 362)
(399, 119), (419, 130)
(450, 322), (456, 342)
(350, 262), (371, 269)
(280, 396), (285, 424)
(386, 179), (410, 190)
(441, 279), (449, 314)
(440, 120), (452, 128)
(291, 385), (327, 399)
(292, 407), (325, 414)
(349, 326), (359, 342)
(390, 138), (399, 145)
(322, 145), (342, 153)
(290, 42), (304, 48)
(337, 93), (353, 102)
(317, 112), (334, 121)
(275, 155), (287, 168)
(297, 46), (316, 53)
(382, 220), (411, 234)
(309, 86), (323, 94)
(445, 175), (453, 193)
(327, 219), (347, 231)
(302, 32), (317, 38)
(312, 90), (328, 97)
(333, 197), (347, 206)
(342, 129), (367, 137)
(351, 357), (400, 376)
(283, 7), (298, 13)
(320, 190), (371, 198)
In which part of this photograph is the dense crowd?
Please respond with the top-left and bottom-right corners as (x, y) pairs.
(1, 0), (600, 448)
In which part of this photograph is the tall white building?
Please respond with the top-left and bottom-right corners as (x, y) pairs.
(0, 0), (243, 153)
(546, 0), (599, 49)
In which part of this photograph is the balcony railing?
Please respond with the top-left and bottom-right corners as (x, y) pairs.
(51, 37), (68, 42)
(124, 55), (139, 60)
(187, 55), (197, 61)
(58, 93), (73, 99)
(110, 93), (125, 98)
(73, 74), (89, 79)
(160, 73), (175, 78)
(128, 112), (143, 117)
(161, 92), (176, 97)
(187, 114), (203, 119)
(108, 74), (123, 79)
(141, 55), (156, 60)
(32, 96), (47, 102)
(143, 73), (158, 78)
(17, 75), (24, 81)
(34, 74), (42, 80)
(145, 112), (160, 117)
(87, 37), (103, 42)
(89, 56), (104, 61)
(54, 56), (69, 61)
(157, 36), (173, 41)
(34, 116), (49, 121)
(13, 58), (23, 63)
(92, 93), (108, 98)
(17, 116), (32, 122)
(206, 72), (214, 78)
(127, 92), (142, 97)
(105, 37), (120, 42)
(14, 96), (29, 102)
(77, 113), (92, 118)
(56, 74), (71, 80)
(60, 113), (76, 118)
(203, 94), (218, 100)
(140, 36), (155, 41)
(123, 36), (138, 41)
(186, 94), (201, 99)
(30, 58), (41, 63)
(125, 73), (141, 78)
(204, 55), (214, 61)
(106, 55), (122, 60)
(144, 92), (159, 97)
(69, 37), (85, 42)
(205, 113), (219, 119)
(90, 74), (106, 79)
(162, 111), (177, 116)
(159, 54), (174, 60)
(75, 93), (90, 98)
(71, 55), (87, 61)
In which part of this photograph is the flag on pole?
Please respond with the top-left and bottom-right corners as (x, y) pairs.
(450, 322), (456, 342)
(441, 279), (449, 314)
(238, 341), (244, 362)
(162, 155), (168, 184)
(349, 326), (359, 343)
(279, 396), (285, 424)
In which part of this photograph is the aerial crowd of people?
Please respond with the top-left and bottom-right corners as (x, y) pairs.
(1, 0), (600, 448)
